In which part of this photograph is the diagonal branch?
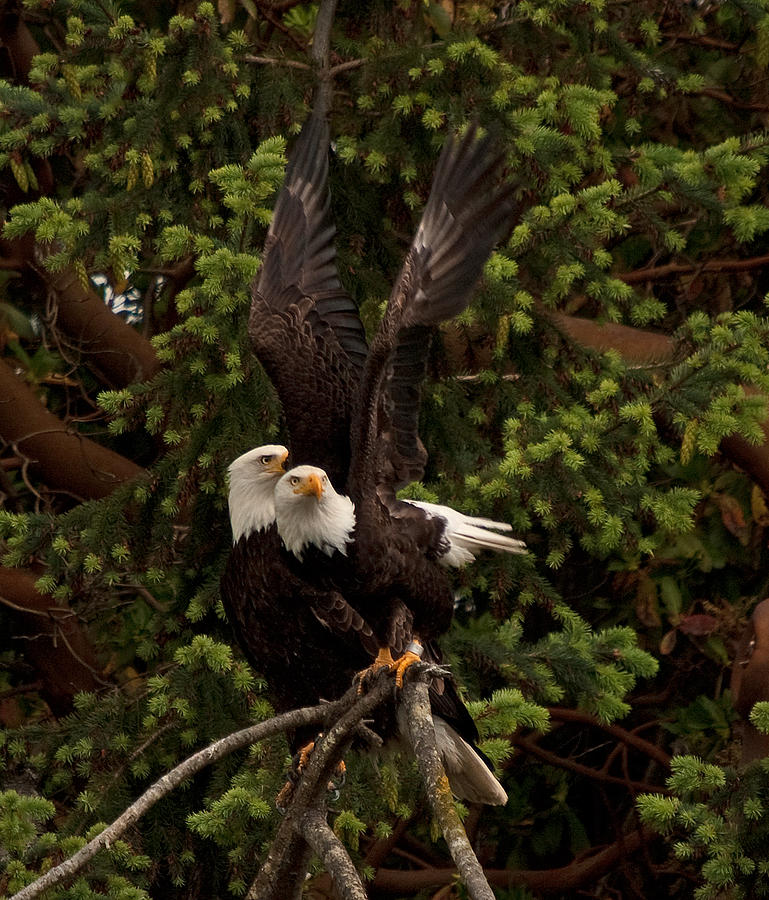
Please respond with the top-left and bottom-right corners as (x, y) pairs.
(246, 672), (394, 900)
(301, 807), (368, 900)
(401, 676), (495, 900)
(9, 702), (332, 900)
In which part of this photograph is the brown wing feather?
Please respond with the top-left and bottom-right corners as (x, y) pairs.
(248, 112), (367, 482)
(348, 124), (516, 499)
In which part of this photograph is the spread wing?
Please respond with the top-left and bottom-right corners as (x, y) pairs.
(349, 124), (517, 503)
(248, 111), (368, 486)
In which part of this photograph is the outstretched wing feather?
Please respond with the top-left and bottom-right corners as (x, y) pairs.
(248, 112), (368, 480)
(354, 124), (517, 499)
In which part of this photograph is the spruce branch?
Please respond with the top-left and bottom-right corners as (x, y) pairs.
(401, 676), (496, 900)
(9, 703), (330, 900)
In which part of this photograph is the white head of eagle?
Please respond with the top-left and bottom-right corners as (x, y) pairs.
(273, 464), (356, 561)
(227, 444), (289, 542)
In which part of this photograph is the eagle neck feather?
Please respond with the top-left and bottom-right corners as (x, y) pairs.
(277, 490), (356, 561)
(228, 471), (277, 542)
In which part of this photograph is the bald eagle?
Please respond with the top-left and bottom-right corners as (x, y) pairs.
(222, 444), (508, 804)
(224, 107), (521, 803)
(247, 108), (522, 679)
(220, 445), (379, 754)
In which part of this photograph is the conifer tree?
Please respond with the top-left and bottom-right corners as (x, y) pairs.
(2, 0), (769, 897)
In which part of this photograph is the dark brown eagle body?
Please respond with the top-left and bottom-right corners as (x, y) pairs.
(221, 525), (378, 751)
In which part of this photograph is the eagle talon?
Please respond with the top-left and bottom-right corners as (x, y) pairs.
(388, 638), (423, 688)
(390, 650), (422, 688)
(356, 648), (395, 693)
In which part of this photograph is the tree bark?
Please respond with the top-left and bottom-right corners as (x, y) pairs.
(0, 566), (102, 714)
(0, 358), (143, 500)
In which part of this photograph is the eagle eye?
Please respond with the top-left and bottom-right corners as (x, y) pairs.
(260, 455), (272, 465)
(290, 476), (300, 486)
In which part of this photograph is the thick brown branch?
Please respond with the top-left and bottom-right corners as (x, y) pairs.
(549, 312), (675, 366)
(0, 566), (101, 714)
(0, 359), (142, 499)
(0, 235), (160, 389)
(37, 257), (161, 387)
(0, 10), (159, 389)
(447, 311), (769, 496)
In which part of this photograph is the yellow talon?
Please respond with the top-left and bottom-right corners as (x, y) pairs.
(297, 739), (316, 772)
(357, 647), (395, 693)
(390, 649), (422, 688)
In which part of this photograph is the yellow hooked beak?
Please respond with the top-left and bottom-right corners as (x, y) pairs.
(293, 472), (323, 500)
(267, 450), (289, 475)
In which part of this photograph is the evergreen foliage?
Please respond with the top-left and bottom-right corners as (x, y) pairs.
(1, 0), (769, 896)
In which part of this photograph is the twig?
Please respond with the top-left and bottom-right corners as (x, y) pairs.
(9, 703), (330, 900)
(510, 733), (666, 795)
(547, 707), (671, 769)
(372, 827), (655, 893)
(301, 807), (368, 900)
(401, 676), (495, 900)
(243, 54), (310, 69)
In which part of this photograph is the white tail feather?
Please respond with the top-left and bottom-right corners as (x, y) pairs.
(404, 499), (526, 567)
(433, 717), (508, 805)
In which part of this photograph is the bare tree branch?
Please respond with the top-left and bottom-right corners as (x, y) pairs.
(401, 677), (495, 900)
(9, 702), (331, 900)
(247, 672), (394, 900)
(301, 807), (368, 900)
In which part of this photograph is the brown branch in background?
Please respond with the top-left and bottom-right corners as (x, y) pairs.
(510, 732), (664, 795)
(0, 4), (40, 83)
(0, 566), (101, 714)
(445, 310), (769, 497)
(695, 87), (769, 112)
(619, 252), (769, 285)
(0, 358), (143, 499)
(0, 11), (161, 389)
(244, 54), (311, 69)
(254, 0), (307, 52)
(547, 707), (672, 769)
(549, 312), (675, 366)
(36, 247), (161, 386)
(371, 828), (654, 895)
(662, 32), (739, 50)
